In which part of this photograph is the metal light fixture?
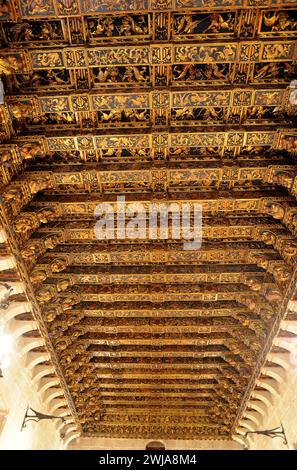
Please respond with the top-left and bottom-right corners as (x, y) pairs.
(244, 424), (289, 449)
(21, 406), (66, 431)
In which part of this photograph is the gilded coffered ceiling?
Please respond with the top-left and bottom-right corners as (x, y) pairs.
(0, 0), (297, 440)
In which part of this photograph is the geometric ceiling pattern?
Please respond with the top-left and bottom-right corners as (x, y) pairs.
(0, 0), (297, 440)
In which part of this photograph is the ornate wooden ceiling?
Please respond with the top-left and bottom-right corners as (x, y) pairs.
(0, 0), (297, 440)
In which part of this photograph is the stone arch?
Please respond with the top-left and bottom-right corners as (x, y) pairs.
(145, 440), (166, 450)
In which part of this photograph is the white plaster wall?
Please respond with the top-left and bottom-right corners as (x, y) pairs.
(0, 338), (63, 450)
(68, 437), (242, 450)
(248, 366), (297, 450)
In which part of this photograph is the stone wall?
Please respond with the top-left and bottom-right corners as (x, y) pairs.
(0, 337), (62, 450)
(248, 362), (297, 450)
(233, 309), (297, 451)
(68, 437), (242, 450)
(0, 236), (79, 449)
